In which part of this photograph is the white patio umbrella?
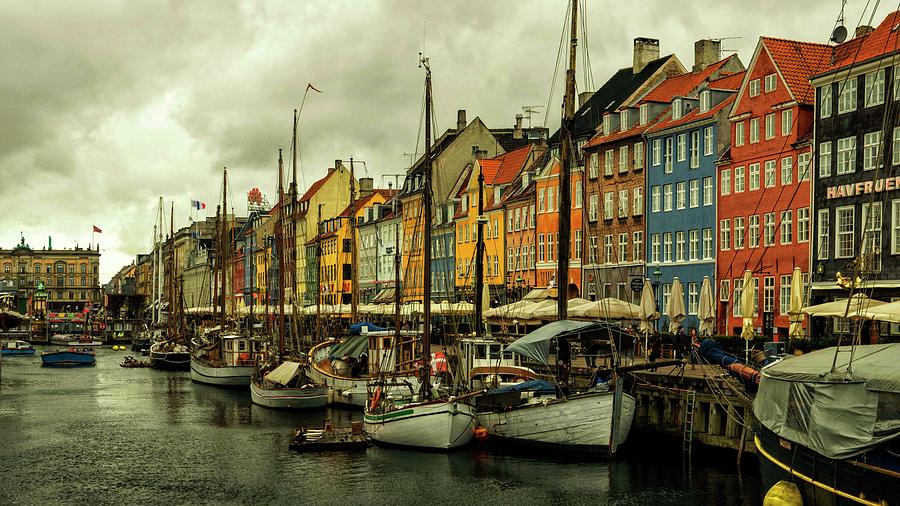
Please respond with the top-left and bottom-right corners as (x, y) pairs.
(740, 270), (756, 362)
(801, 293), (886, 318)
(697, 276), (715, 336)
(666, 277), (686, 334)
(787, 267), (804, 338)
(639, 279), (658, 357)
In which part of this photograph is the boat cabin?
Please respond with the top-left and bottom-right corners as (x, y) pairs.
(459, 337), (536, 389)
(221, 334), (257, 367)
(2, 340), (32, 350)
(365, 329), (419, 375)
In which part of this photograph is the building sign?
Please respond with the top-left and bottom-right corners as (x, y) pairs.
(826, 175), (900, 199)
(630, 277), (644, 292)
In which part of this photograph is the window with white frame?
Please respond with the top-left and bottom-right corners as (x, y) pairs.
(703, 177), (713, 206)
(764, 212), (776, 246)
(837, 136), (856, 175)
(588, 193), (598, 221)
(677, 133), (687, 162)
(619, 233), (628, 262)
(781, 108), (793, 136)
(620, 110), (629, 131)
(721, 169), (732, 195)
(664, 184), (673, 211)
(689, 179), (700, 207)
(732, 278), (744, 317)
(662, 284), (672, 315)
(604, 149), (614, 176)
(820, 84), (832, 118)
(688, 282), (699, 314)
(894, 127), (900, 166)
(779, 274), (792, 315)
(893, 200), (900, 254)
(763, 276), (775, 312)
(652, 139), (661, 166)
(702, 228), (713, 259)
(735, 166), (745, 192)
(749, 215), (760, 248)
(894, 65), (900, 100)
(538, 188), (545, 212)
(780, 210), (793, 245)
(574, 230), (582, 260)
(663, 232), (672, 262)
(640, 104), (649, 125)
(798, 207), (810, 243)
(604, 192), (614, 219)
(838, 78), (857, 114)
(673, 98), (683, 120)
(700, 90), (710, 112)
(548, 187), (555, 210)
(798, 152), (811, 181)
(819, 141), (832, 177)
(818, 209), (830, 260)
(765, 113), (775, 140)
(720, 279), (730, 302)
(735, 121), (745, 146)
(749, 163), (760, 190)
(734, 216), (745, 249)
(676, 181), (686, 209)
(651, 186), (660, 212)
(538, 234), (545, 262)
(862, 202), (882, 271)
(835, 205), (855, 258)
(721, 219), (731, 250)
(618, 189), (628, 218)
(589, 152), (599, 178)
(619, 145), (629, 173)
(689, 229), (699, 260)
(589, 235), (597, 263)
(865, 68), (885, 107)
(634, 142), (644, 170)
(863, 131), (881, 171)
(764, 74), (776, 93)
(651, 233), (660, 263)
(749, 79), (760, 97)
(750, 117), (759, 143)
(633, 231), (643, 261)
(633, 187), (643, 216)
(764, 160), (776, 188)
(704, 126), (713, 155)
(781, 156), (792, 185)
(604, 235), (613, 263)
(575, 184), (582, 208)
(603, 114), (611, 135)
(690, 130), (699, 168)
(664, 138), (673, 173)
(676, 231), (685, 261)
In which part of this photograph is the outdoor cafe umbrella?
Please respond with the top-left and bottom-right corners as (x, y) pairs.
(788, 267), (804, 338)
(639, 278), (658, 357)
(801, 293), (886, 318)
(697, 276), (715, 336)
(666, 277), (686, 334)
(740, 270), (756, 362)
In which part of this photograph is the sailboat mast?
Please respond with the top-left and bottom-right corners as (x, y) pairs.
(394, 220), (401, 353)
(421, 55), (433, 399)
(157, 197), (164, 325)
(315, 204), (322, 341)
(349, 158), (358, 322)
(169, 202), (175, 338)
(213, 204), (221, 327)
(152, 222), (158, 326)
(557, 0), (577, 322)
(474, 160), (485, 337)
(221, 167), (228, 328)
(277, 149), (286, 359)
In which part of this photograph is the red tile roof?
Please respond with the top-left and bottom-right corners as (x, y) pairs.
(761, 37), (833, 104)
(639, 57), (733, 104)
(708, 71), (745, 90)
(489, 145), (533, 185)
(826, 11), (900, 74)
(583, 111), (667, 149)
(646, 95), (737, 134)
(338, 189), (394, 217)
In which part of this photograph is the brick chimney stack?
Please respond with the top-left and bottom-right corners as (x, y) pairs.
(359, 177), (374, 198)
(514, 114), (523, 139)
(693, 39), (721, 72)
(457, 109), (467, 131)
(855, 25), (874, 38)
(633, 38), (660, 74)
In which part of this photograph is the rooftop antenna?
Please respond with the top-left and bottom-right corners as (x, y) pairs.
(521, 105), (544, 128)
(403, 151), (422, 166)
(707, 37), (743, 57)
(831, 1), (848, 44)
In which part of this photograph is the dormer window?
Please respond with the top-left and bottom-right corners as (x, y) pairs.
(700, 90), (710, 113)
(672, 98), (683, 120)
(620, 110), (629, 131)
(602, 114), (611, 135)
(639, 104), (649, 125)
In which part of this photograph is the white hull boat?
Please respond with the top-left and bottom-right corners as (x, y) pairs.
(189, 334), (257, 387)
(364, 398), (477, 450)
(190, 358), (254, 387)
(477, 390), (636, 454)
(249, 380), (328, 410)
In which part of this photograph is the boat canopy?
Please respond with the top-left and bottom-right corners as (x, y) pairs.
(487, 379), (557, 396)
(349, 322), (386, 335)
(327, 335), (369, 359)
(264, 361), (301, 386)
(505, 320), (607, 365)
(754, 344), (900, 460)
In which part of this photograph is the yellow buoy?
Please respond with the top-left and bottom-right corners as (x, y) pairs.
(763, 480), (803, 506)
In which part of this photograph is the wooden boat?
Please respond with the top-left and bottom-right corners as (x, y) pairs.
(1, 340), (35, 356)
(41, 347), (96, 366)
(149, 340), (190, 371)
(364, 388), (477, 450)
(190, 334), (257, 387)
(289, 421), (370, 452)
(250, 360), (327, 409)
(50, 334), (102, 347)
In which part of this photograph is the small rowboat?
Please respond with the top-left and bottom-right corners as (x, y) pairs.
(289, 421), (370, 452)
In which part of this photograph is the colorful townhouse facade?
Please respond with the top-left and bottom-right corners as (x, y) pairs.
(533, 156), (584, 294)
(501, 154), (542, 298)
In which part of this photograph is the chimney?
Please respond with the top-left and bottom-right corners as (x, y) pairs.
(693, 39), (721, 72)
(514, 114), (523, 139)
(359, 177), (374, 198)
(330, 159), (341, 173)
(855, 25), (874, 38)
(578, 91), (593, 107)
(457, 109), (467, 131)
(633, 37), (660, 74)
(48, 236), (52, 250)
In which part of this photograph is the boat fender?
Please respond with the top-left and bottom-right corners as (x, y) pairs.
(473, 427), (488, 441)
(370, 387), (382, 411)
(762, 480), (803, 506)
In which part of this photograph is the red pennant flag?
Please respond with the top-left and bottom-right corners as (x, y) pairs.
(92, 225), (102, 233)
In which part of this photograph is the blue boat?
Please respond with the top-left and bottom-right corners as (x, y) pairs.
(1, 340), (36, 356)
(40, 347), (96, 366)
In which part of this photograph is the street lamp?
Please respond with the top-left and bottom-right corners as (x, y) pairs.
(652, 265), (662, 333)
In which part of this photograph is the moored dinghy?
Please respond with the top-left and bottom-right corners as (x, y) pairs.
(41, 347), (96, 366)
(1, 340), (35, 356)
(250, 360), (327, 409)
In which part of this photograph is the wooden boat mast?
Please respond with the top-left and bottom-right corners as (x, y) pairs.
(220, 168), (228, 329)
(349, 157), (358, 323)
(277, 149), (286, 359)
(474, 158), (485, 337)
(420, 54), (433, 400)
(290, 110), (299, 343)
(315, 204), (323, 341)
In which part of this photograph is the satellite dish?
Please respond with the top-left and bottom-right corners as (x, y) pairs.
(831, 25), (848, 44)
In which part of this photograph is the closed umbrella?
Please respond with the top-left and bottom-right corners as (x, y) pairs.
(639, 279), (658, 357)
(666, 277), (686, 334)
(740, 270), (755, 362)
(788, 267), (804, 338)
(698, 276), (715, 336)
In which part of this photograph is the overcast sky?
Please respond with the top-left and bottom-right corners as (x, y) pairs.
(0, 0), (887, 282)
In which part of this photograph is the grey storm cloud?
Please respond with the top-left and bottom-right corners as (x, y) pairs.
(0, 0), (878, 280)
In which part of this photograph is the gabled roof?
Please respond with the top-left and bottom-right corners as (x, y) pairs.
(299, 169), (338, 204)
(482, 145), (533, 186)
(646, 95), (737, 134)
(551, 54), (679, 143)
(338, 189), (394, 218)
(583, 110), (665, 148)
(761, 37), (833, 104)
(824, 11), (900, 76)
(707, 71), (745, 90)
(639, 56), (734, 104)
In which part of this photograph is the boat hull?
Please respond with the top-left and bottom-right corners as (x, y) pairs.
(249, 381), (328, 410)
(189, 358), (253, 387)
(755, 424), (898, 506)
(2, 349), (35, 356)
(476, 391), (636, 455)
(364, 400), (477, 450)
(149, 350), (190, 371)
(40, 350), (96, 366)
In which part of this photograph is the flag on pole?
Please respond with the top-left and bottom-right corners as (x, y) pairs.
(92, 225), (102, 233)
(191, 199), (206, 210)
(307, 83), (322, 93)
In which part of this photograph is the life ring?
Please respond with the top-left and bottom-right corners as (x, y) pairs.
(369, 387), (382, 411)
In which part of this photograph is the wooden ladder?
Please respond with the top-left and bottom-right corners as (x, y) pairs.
(683, 388), (696, 457)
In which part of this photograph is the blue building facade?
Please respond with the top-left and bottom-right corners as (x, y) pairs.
(644, 87), (735, 331)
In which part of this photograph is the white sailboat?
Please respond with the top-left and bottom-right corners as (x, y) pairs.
(364, 55), (477, 450)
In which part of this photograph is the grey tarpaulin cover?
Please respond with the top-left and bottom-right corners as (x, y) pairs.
(505, 320), (605, 365)
(753, 343), (900, 459)
(327, 334), (368, 359)
(264, 361), (301, 386)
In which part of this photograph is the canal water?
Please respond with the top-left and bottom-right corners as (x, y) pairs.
(0, 348), (762, 505)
